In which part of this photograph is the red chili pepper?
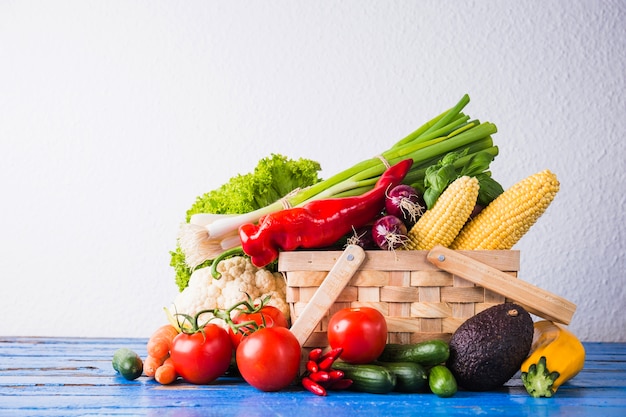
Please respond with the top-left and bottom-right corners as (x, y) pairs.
(306, 360), (319, 374)
(318, 357), (338, 372)
(302, 376), (327, 396)
(319, 347), (343, 362)
(328, 369), (344, 381)
(308, 348), (324, 362)
(239, 159), (413, 267)
(309, 371), (330, 383)
(326, 378), (353, 391)
(316, 347), (343, 371)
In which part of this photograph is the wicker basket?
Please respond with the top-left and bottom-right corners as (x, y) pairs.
(279, 249), (520, 348)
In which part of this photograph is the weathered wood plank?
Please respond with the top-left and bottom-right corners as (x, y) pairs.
(0, 339), (624, 417)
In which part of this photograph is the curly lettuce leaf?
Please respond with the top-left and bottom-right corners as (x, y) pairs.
(171, 154), (323, 291)
(185, 154), (322, 220)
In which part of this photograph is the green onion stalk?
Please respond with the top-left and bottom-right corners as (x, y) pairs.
(178, 94), (499, 270)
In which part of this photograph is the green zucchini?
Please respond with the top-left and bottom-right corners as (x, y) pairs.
(112, 348), (143, 381)
(377, 340), (450, 366)
(378, 361), (428, 393)
(332, 361), (396, 394)
(428, 365), (457, 397)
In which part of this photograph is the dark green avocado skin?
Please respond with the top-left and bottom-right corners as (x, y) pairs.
(447, 303), (534, 391)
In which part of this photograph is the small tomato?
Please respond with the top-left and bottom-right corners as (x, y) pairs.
(327, 307), (387, 364)
(236, 326), (301, 392)
(228, 305), (289, 349)
(170, 323), (232, 384)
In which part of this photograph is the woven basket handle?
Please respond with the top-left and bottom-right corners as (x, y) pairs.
(427, 245), (576, 324)
(289, 244), (366, 346)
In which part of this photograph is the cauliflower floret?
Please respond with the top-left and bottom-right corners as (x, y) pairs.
(171, 256), (289, 330)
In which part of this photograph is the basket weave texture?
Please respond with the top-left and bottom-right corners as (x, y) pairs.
(279, 250), (520, 347)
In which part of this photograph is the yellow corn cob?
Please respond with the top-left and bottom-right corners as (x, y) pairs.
(404, 176), (479, 250)
(450, 169), (559, 250)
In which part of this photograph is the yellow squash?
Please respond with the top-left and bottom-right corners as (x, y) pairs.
(520, 320), (585, 397)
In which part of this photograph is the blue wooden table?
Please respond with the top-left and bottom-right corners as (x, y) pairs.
(1, 337), (624, 416)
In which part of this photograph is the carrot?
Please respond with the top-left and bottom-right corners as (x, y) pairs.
(155, 358), (177, 385)
(147, 324), (179, 361)
(143, 355), (165, 378)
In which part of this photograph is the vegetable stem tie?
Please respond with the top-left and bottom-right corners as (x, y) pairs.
(376, 154), (391, 169)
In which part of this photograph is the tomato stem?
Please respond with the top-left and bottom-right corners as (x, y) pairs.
(176, 294), (274, 337)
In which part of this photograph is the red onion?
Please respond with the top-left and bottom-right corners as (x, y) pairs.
(345, 225), (377, 250)
(385, 184), (425, 228)
(372, 215), (408, 251)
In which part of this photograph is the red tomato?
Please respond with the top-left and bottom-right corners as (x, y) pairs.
(236, 326), (301, 392)
(228, 305), (289, 348)
(170, 323), (232, 384)
(327, 307), (388, 364)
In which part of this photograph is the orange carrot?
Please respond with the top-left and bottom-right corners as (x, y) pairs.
(147, 324), (179, 361)
(155, 358), (177, 385)
(143, 355), (165, 378)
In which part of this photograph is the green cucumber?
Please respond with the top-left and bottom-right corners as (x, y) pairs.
(428, 365), (457, 397)
(112, 348), (143, 381)
(378, 361), (428, 393)
(332, 361), (396, 394)
(377, 340), (450, 366)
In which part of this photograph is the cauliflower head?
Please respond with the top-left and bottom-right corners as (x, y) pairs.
(171, 256), (289, 329)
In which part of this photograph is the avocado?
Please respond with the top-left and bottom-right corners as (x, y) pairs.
(446, 302), (533, 391)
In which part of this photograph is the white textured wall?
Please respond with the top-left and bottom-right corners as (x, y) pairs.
(1, 1), (624, 341)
